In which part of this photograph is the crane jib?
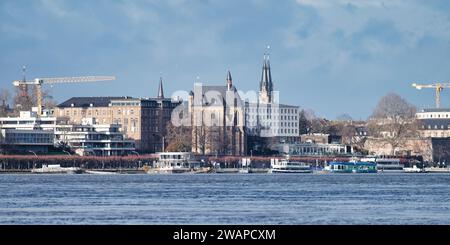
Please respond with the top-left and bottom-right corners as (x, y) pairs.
(11, 75), (115, 118)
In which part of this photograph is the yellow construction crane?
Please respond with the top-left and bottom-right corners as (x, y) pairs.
(412, 82), (450, 109)
(13, 74), (115, 117)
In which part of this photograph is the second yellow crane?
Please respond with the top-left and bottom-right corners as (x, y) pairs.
(412, 82), (450, 109)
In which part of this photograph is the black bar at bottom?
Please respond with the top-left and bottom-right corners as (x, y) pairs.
(0, 225), (448, 243)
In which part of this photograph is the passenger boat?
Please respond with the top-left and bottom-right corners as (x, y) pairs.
(146, 152), (206, 174)
(31, 164), (83, 174)
(270, 158), (312, 173)
(361, 156), (404, 173)
(327, 161), (377, 173)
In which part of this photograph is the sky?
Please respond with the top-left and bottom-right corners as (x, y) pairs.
(1, 0), (450, 120)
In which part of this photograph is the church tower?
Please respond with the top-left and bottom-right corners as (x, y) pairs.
(259, 52), (273, 104)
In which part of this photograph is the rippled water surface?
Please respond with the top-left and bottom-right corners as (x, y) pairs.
(0, 173), (449, 224)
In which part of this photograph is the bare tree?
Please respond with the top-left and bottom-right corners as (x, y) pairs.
(0, 88), (11, 117)
(336, 113), (353, 121)
(13, 86), (33, 113)
(340, 123), (367, 152)
(165, 121), (192, 152)
(298, 110), (311, 134)
(31, 87), (58, 110)
(369, 93), (417, 155)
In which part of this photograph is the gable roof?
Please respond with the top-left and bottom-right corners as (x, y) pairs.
(57, 97), (133, 108)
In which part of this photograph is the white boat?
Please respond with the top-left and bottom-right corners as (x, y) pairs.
(31, 164), (83, 174)
(361, 156), (405, 173)
(238, 168), (249, 174)
(85, 170), (118, 175)
(147, 152), (204, 174)
(404, 165), (424, 173)
(270, 158), (312, 173)
(214, 168), (240, 173)
(424, 167), (450, 173)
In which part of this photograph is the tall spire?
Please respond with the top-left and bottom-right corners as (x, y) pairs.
(226, 70), (232, 90)
(157, 77), (164, 99)
(259, 47), (273, 104)
(266, 53), (273, 92)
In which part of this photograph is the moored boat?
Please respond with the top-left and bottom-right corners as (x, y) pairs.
(327, 161), (377, 173)
(361, 156), (404, 173)
(404, 165), (425, 173)
(31, 164), (83, 174)
(424, 167), (450, 173)
(146, 152), (207, 174)
(85, 170), (118, 175)
(270, 158), (312, 173)
(214, 168), (240, 174)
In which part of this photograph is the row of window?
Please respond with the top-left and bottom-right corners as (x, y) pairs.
(246, 108), (298, 114)
(248, 128), (299, 134)
(247, 115), (298, 121)
(5, 133), (53, 144)
(417, 113), (450, 119)
(422, 125), (450, 130)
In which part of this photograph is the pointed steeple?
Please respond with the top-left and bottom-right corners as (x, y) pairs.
(266, 54), (273, 92)
(259, 49), (274, 103)
(226, 70), (233, 90)
(260, 54), (269, 92)
(157, 77), (164, 99)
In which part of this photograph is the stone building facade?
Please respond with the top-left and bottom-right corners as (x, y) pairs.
(54, 79), (180, 153)
(187, 71), (246, 155)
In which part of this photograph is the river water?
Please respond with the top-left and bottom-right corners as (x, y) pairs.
(0, 173), (449, 224)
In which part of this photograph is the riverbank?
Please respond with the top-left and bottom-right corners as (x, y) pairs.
(0, 154), (157, 172)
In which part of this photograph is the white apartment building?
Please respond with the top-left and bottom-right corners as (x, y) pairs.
(54, 118), (135, 156)
(0, 110), (56, 153)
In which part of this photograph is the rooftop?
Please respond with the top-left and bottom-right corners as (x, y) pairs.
(57, 96), (134, 108)
(419, 108), (450, 113)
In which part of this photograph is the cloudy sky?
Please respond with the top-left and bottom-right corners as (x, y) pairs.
(1, 0), (450, 119)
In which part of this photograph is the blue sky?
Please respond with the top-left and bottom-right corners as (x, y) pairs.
(1, 0), (450, 119)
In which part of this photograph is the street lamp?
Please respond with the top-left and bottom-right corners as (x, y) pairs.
(131, 151), (140, 168)
(28, 150), (37, 157)
(28, 150), (37, 170)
